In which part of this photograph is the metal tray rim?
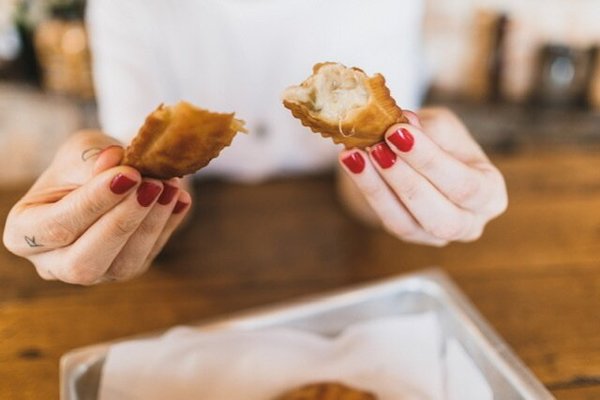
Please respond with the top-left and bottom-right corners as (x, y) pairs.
(60, 268), (554, 400)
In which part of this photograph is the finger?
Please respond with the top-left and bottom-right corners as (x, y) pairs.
(141, 190), (193, 274)
(49, 179), (164, 285)
(5, 166), (141, 257)
(383, 123), (492, 210)
(339, 150), (447, 246)
(369, 142), (481, 242)
(417, 107), (487, 161)
(106, 179), (182, 281)
(402, 110), (422, 128)
(92, 145), (124, 176)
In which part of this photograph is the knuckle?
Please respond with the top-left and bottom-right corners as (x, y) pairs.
(418, 237), (449, 247)
(461, 225), (485, 242)
(57, 131), (92, 158)
(43, 219), (77, 246)
(382, 219), (418, 239)
(61, 266), (99, 286)
(81, 191), (109, 216)
(490, 193), (508, 217)
(415, 151), (437, 173)
(59, 254), (102, 285)
(136, 218), (162, 237)
(34, 265), (56, 281)
(426, 218), (464, 241)
(483, 169), (508, 217)
(2, 226), (19, 255)
(450, 178), (481, 205)
(471, 227), (484, 241)
(106, 261), (138, 281)
(398, 177), (421, 201)
(429, 239), (449, 247)
(402, 231), (448, 247)
(360, 180), (385, 200)
(63, 130), (103, 150)
(110, 216), (141, 237)
(3, 209), (28, 255)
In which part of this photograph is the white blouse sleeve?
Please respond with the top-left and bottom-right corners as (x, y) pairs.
(86, 0), (168, 143)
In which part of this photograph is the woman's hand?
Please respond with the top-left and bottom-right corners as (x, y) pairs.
(3, 130), (192, 285)
(338, 107), (507, 246)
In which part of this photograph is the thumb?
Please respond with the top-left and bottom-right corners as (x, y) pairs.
(93, 145), (125, 176)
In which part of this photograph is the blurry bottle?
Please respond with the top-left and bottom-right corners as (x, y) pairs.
(33, 0), (94, 99)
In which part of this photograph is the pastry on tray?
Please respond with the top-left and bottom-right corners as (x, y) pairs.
(274, 382), (377, 400)
(282, 62), (407, 149)
(122, 101), (246, 179)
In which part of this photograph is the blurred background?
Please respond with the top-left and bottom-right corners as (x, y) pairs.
(0, 0), (599, 185)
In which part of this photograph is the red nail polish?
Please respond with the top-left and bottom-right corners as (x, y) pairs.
(157, 183), (178, 205)
(137, 182), (162, 207)
(173, 200), (189, 214)
(110, 174), (137, 194)
(388, 128), (414, 152)
(341, 152), (365, 174)
(370, 142), (397, 169)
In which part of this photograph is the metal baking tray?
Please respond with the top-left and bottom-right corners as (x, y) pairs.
(60, 268), (554, 400)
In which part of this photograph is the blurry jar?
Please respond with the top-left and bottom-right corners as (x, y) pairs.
(530, 44), (594, 108)
(33, 18), (94, 99)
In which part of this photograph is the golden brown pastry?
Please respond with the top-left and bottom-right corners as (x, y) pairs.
(282, 62), (407, 149)
(122, 101), (246, 179)
(274, 382), (377, 400)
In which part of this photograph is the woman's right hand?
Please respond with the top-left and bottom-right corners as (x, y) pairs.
(3, 130), (192, 285)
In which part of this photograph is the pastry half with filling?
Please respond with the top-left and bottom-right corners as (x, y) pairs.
(122, 101), (246, 179)
(282, 62), (406, 149)
(274, 382), (377, 400)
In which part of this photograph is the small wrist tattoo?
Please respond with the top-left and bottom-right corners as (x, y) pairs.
(25, 236), (43, 248)
(81, 147), (103, 162)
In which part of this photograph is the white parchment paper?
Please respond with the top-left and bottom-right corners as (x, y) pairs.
(98, 312), (492, 400)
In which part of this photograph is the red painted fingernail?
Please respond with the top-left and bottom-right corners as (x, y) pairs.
(388, 128), (415, 152)
(173, 200), (189, 214)
(341, 152), (365, 174)
(370, 142), (397, 169)
(157, 183), (178, 205)
(110, 174), (137, 194)
(137, 182), (162, 207)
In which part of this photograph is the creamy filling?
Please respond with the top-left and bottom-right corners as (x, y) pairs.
(283, 63), (369, 122)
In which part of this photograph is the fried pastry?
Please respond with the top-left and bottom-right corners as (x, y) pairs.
(122, 101), (246, 179)
(282, 62), (407, 149)
(274, 382), (377, 400)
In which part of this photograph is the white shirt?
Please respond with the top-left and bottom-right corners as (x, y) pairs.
(87, 0), (426, 182)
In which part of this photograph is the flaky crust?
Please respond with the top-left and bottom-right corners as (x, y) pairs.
(283, 63), (407, 149)
(274, 382), (377, 400)
(122, 101), (246, 179)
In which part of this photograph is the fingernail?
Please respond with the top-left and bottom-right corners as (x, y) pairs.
(404, 110), (422, 128)
(341, 152), (365, 174)
(137, 182), (162, 207)
(99, 145), (122, 157)
(173, 200), (189, 214)
(370, 142), (397, 169)
(157, 183), (178, 205)
(388, 128), (414, 152)
(110, 174), (137, 194)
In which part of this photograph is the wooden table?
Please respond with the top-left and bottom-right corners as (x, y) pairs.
(1, 147), (599, 399)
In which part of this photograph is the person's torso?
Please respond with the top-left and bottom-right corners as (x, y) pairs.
(119, 0), (426, 181)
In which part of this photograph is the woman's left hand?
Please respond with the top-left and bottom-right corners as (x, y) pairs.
(338, 107), (507, 246)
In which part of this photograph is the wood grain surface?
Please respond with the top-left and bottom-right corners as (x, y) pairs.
(1, 147), (599, 399)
